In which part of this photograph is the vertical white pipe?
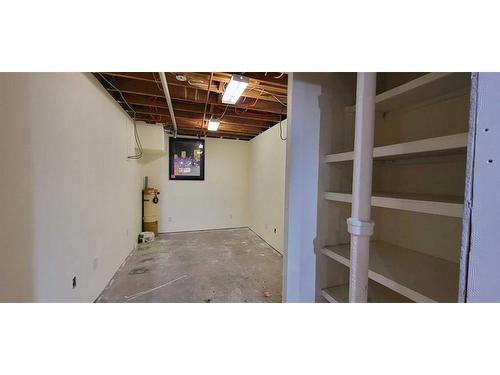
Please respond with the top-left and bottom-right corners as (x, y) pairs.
(348, 72), (376, 303)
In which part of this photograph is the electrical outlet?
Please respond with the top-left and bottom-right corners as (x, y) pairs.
(72, 276), (77, 289)
(93, 257), (99, 271)
(168, 217), (173, 222)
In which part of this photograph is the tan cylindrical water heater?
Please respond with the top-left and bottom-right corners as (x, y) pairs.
(143, 188), (159, 235)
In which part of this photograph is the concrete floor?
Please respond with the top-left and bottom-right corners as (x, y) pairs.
(96, 228), (283, 303)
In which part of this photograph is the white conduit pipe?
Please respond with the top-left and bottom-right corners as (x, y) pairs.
(348, 72), (377, 303)
(159, 72), (178, 137)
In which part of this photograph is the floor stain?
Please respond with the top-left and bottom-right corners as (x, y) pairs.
(128, 267), (149, 275)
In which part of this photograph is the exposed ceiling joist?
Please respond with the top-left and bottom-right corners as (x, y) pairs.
(117, 94), (282, 122)
(132, 106), (271, 129)
(101, 73), (287, 105)
(94, 72), (287, 140)
(101, 76), (286, 114)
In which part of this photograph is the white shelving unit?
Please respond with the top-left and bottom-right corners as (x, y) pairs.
(322, 242), (459, 302)
(319, 72), (471, 303)
(321, 285), (349, 303)
(321, 280), (412, 303)
(324, 133), (468, 163)
(324, 191), (464, 218)
(346, 72), (470, 113)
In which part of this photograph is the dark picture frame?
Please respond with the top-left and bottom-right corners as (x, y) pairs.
(169, 137), (205, 181)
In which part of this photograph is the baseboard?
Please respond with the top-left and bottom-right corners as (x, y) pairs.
(158, 226), (248, 235)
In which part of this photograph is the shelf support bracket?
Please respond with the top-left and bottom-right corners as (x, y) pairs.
(348, 72), (377, 303)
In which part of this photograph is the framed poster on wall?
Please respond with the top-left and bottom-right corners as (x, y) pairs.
(169, 137), (205, 180)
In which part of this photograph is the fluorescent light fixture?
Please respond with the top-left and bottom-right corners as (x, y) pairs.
(222, 75), (249, 104)
(207, 119), (220, 131)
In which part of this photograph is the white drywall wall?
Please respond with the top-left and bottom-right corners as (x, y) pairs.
(465, 73), (500, 302)
(140, 137), (250, 232)
(248, 121), (287, 254)
(283, 73), (322, 302)
(0, 73), (142, 302)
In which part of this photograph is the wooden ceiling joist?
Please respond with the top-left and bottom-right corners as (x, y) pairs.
(104, 78), (285, 115)
(135, 117), (262, 136)
(117, 94), (282, 122)
(94, 72), (287, 140)
(131, 105), (272, 128)
(102, 72), (287, 94)
(100, 73), (287, 105)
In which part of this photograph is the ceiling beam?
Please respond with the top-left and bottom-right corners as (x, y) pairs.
(176, 129), (253, 141)
(117, 93), (283, 122)
(102, 72), (287, 92)
(176, 72), (288, 95)
(191, 72), (288, 90)
(130, 105), (272, 129)
(102, 76), (285, 114)
(135, 111), (269, 131)
(99, 73), (287, 104)
(94, 72), (287, 140)
(135, 115), (261, 135)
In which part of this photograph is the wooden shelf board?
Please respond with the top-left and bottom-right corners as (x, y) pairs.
(321, 241), (459, 303)
(324, 133), (468, 163)
(324, 191), (464, 218)
(346, 73), (470, 113)
(322, 284), (349, 303)
(322, 281), (412, 303)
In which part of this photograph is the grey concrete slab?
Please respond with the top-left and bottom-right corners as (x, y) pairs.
(96, 228), (283, 303)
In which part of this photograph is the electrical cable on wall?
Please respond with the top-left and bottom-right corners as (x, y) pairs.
(279, 111), (287, 141)
(98, 73), (143, 159)
(128, 112), (144, 159)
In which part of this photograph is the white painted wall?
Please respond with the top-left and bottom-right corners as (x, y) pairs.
(140, 137), (250, 232)
(0, 73), (142, 302)
(283, 73), (323, 302)
(465, 73), (500, 302)
(248, 121), (287, 254)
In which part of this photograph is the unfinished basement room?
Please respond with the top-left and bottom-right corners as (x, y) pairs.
(2, 70), (500, 304)
(3, 69), (500, 305)
(1, 72), (288, 303)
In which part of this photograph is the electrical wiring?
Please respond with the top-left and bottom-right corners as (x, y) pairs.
(187, 79), (206, 88)
(250, 89), (265, 107)
(128, 113), (144, 159)
(265, 91), (287, 106)
(233, 105), (249, 115)
(244, 86), (287, 107)
(219, 104), (230, 120)
(97, 73), (143, 159)
(200, 72), (214, 136)
(279, 111), (287, 141)
(152, 72), (163, 92)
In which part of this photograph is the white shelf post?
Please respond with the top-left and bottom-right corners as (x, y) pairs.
(348, 73), (377, 302)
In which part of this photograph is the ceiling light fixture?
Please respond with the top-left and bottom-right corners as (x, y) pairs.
(207, 119), (220, 131)
(222, 75), (249, 104)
